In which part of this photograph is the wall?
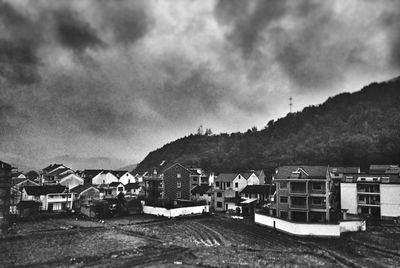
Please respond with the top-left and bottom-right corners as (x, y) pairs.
(143, 205), (209, 218)
(339, 220), (366, 233)
(60, 174), (84, 190)
(380, 184), (400, 217)
(340, 183), (357, 214)
(0, 164), (11, 233)
(163, 164), (191, 200)
(232, 175), (247, 192)
(247, 174), (260, 185)
(254, 213), (341, 237)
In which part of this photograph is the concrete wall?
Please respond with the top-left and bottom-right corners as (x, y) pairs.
(380, 184), (400, 217)
(254, 213), (341, 237)
(143, 205), (209, 218)
(340, 183), (357, 214)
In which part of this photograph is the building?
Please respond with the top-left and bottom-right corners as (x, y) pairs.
(270, 166), (333, 223)
(125, 182), (141, 196)
(59, 173), (84, 190)
(112, 171), (136, 185)
(41, 164), (74, 184)
(340, 165), (400, 219)
(241, 172), (260, 185)
(188, 168), (209, 188)
(0, 161), (12, 233)
(10, 178), (38, 214)
(22, 185), (73, 211)
(240, 184), (275, 216)
(144, 162), (193, 201)
(80, 170), (103, 185)
(191, 185), (213, 206)
(92, 171), (119, 185)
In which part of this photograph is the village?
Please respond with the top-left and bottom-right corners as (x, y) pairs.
(1, 160), (400, 266)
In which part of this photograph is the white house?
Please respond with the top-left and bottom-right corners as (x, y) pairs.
(241, 172), (260, 185)
(232, 174), (247, 192)
(59, 173), (84, 190)
(92, 171), (119, 185)
(112, 171), (136, 185)
(22, 185), (73, 211)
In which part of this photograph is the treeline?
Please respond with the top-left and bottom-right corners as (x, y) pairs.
(135, 77), (400, 174)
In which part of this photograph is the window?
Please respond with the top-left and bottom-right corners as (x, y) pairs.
(216, 182), (220, 187)
(193, 177), (197, 181)
(177, 173), (181, 179)
(226, 182), (231, 188)
(312, 183), (322, 190)
(176, 191), (181, 198)
(312, 198), (324, 205)
(200, 194), (203, 197)
(280, 196), (288, 204)
(382, 177), (390, 183)
(235, 182), (238, 188)
(217, 201), (222, 208)
(280, 182), (288, 189)
(280, 211), (288, 219)
(118, 187), (123, 191)
(177, 182), (181, 188)
(217, 192), (222, 197)
(208, 194), (211, 197)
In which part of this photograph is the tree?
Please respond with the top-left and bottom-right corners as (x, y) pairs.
(205, 128), (212, 136)
(197, 125), (204, 135)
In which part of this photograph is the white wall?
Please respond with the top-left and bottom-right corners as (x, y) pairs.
(60, 174), (84, 190)
(119, 172), (136, 185)
(340, 183), (357, 214)
(247, 174), (260, 185)
(92, 172), (119, 185)
(254, 213), (341, 237)
(339, 220), (366, 233)
(380, 184), (400, 217)
(143, 205), (209, 218)
(232, 175), (247, 192)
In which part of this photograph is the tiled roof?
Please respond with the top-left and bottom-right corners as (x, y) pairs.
(71, 185), (99, 195)
(111, 170), (128, 178)
(125, 182), (140, 190)
(42, 164), (63, 173)
(330, 167), (360, 174)
(216, 173), (239, 182)
(24, 185), (67, 195)
(46, 168), (72, 176)
(276, 165), (328, 179)
(0, 160), (12, 169)
(191, 185), (212, 195)
(240, 185), (275, 194)
(241, 172), (255, 180)
(109, 182), (121, 187)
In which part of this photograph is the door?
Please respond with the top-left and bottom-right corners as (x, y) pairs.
(48, 203), (53, 212)
(225, 204), (228, 211)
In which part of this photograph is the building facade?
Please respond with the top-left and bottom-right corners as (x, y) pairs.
(0, 161), (12, 233)
(270, 166), (333, 223)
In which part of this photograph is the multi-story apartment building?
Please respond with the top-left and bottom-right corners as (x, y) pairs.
(340, 165), (400, 219)
(144, 162), (196, 201)
(270, 166), (333, 223)
(0, 161), (12, 234)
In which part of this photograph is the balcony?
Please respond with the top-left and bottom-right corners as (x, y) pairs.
(290, 197), (307, 209)
(357, 184), (379, 194)
(289, 182), (307, 195)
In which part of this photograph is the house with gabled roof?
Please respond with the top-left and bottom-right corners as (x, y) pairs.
(59, 173), (84, 190)
(191, 185), (213, 206)
(10, 178), (39, 214)
(42, 164), (74, 185)
(80, 169), (103, 184)
(92, 171), (118, 185)
(269, 165), (333, 223)
(22, 185), (73, 211)
(112, 170), (136, 185)
(125, 182), (141, 196)
(241, 172), (260, 186)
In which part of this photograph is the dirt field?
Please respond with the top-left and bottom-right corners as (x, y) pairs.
(1, 214), (400, 267)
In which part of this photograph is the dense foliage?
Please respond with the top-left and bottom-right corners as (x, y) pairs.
(135, 77), (400, 174)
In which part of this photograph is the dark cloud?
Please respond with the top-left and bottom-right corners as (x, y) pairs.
(380, 4), (400, 69)
(215, 0), (287, 57)
(0, 2), (41, 84)
(54, 9), (103, 52)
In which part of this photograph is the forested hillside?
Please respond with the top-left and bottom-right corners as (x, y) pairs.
(135, 77), (400, 174)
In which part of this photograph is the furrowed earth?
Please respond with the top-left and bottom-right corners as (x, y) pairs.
(1, 215), (400, 267)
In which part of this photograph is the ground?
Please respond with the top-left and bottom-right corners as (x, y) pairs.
(1, 214), (400, 267)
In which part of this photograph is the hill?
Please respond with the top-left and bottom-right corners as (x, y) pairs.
(135, 76), (400, 174)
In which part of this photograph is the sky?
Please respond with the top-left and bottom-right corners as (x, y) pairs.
(1, 0), (400, 170)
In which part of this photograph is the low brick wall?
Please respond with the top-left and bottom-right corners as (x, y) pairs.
(143, 205), (209, 218)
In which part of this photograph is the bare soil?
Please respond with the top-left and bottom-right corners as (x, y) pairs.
(1, 214), (399, 267)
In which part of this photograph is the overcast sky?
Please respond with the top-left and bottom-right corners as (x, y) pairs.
(1, 0), (400, 169)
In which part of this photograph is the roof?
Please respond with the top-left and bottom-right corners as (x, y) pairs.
(24, 185), (67, 195)
(109, 182), (121, 187)
(216, 173), (239, 182)
(81, 169), (103, 178)
(241, 172), (255, 180)
(369, 164), (399, 174)
(253, 170), (264, 178)
(330, 167), (360, 174)
(240, 185), (274, 195)
(275, 166), (328, 179)
(17, 200), (41, 209)
(125, 182), (140, 190)
(11, 178), (38, 186)
(191, 185), (212, 195)
(42, 164), (64, 173)
(342, 173), (400, 184)
(241, 198), (258, 204)
(46, 168), (72, 177)
(0, 160), (12, 169)
(71, 184), (99, 195)
(111, 170), (129, 178)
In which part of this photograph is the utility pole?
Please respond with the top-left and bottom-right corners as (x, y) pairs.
(289, 97), (293, 113)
